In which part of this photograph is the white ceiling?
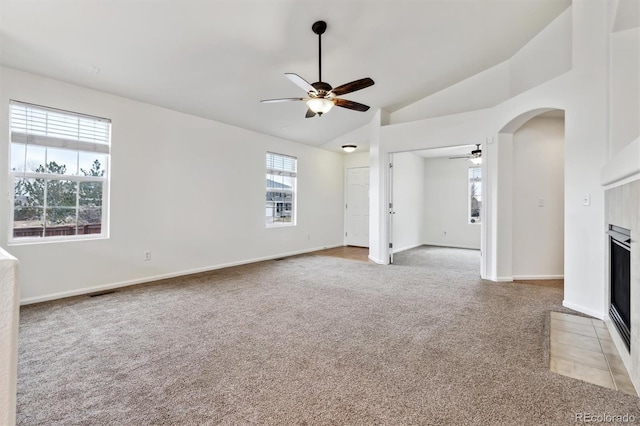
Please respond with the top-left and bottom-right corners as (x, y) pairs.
(0, 0), (570, 148)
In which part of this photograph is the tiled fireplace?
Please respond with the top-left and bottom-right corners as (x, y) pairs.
(605, 179), (640, 391)
(608, 225), (631, 350)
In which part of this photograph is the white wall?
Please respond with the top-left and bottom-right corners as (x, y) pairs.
(391, 152), (424, 253)
(389, 63), (510, 125)
(368, 110), (388, 264)
(0, 66), (345, 303)
(610, 27), (640, 156)
(389, 7), (572, 126)
(508, 7), (572, 97)
(512, 117), (565, 278)
(367, 0), (623, 321)
(422, 157), (481, 249)
(343, 152), (369, 169)
(561, 0), (610, 318)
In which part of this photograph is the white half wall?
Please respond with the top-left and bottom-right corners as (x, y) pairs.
(423, 157), (481, 249)
(0, 66), (345, 303)
(0, 248), (19, 426)
(391, 152), (425, 253)
(512, 117), (565, 278)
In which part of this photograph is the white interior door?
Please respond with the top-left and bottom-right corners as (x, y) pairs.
(346, 167), (370, 247)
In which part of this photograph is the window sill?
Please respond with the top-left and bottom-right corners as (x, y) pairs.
(8, 234), (109, 246)
(266, 223), (296, 228)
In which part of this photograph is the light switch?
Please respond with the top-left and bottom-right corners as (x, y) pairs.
(583, 194), (590, 206)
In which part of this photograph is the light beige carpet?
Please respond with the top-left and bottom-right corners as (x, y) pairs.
(17, 246), (639, 425)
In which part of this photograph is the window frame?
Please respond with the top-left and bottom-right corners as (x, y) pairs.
(468, 166), (482, 225)
(265, 152), (297, 228)
(8, 101), (111, 245)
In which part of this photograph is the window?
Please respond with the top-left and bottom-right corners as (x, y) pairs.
(266, 152), (296, 226)
(468, 167), (482, 224)
(9, 101), (111, 242)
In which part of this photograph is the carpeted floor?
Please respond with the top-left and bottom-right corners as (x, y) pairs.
(17, 246), (639, 425)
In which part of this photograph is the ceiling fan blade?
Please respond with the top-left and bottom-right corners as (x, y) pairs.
(260, 98), (305, 103)
(334, 98), (370, 112)
(331, 78), (375, 96)
(285, 73), (317, 94)
(448, 156), (473, 159)
(305, 108), (316, 118)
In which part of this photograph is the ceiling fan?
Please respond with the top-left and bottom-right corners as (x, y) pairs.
(260, 20), (374, 118)
(449, 144), (482, 165)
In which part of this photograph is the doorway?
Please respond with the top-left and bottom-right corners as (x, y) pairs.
(387, 147), (482, 267)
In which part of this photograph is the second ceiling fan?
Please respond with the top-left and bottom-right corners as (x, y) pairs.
(261, 20), (374, 118)
(449, 144), (482, 165)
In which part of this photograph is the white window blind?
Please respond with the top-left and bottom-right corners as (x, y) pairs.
(468, 167), (482, 224)
(266, 152), (296, 226)
(266, 152), (296, 177)
(10, 101), (111, 154)
(9, 101), (111, 242)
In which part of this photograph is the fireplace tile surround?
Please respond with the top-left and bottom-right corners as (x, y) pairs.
(605, 179), (640, 393)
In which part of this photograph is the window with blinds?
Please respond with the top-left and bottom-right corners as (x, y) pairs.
(468, 167), (482, 224)
(266, 152), (296, 226)
(9, 100), (111, 242)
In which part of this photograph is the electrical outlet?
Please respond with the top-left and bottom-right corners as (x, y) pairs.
(144, 251), (151, 261)
(538, 198), (544, 207)
(443, 231), (447, 236)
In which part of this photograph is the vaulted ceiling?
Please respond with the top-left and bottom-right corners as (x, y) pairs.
(0, 0), (571, 147)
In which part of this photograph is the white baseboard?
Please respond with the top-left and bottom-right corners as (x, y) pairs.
(422, 242), (481, 251)
(20, 243), (344, 305)
(513, 275), (564, 280)
(562, 300), (605, 320)
(392, 243), (423, 254)
(368, 255), (386, 265)
(486, 276), (514, 282)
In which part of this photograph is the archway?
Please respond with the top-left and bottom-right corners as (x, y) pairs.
(483, 108), (566, 284)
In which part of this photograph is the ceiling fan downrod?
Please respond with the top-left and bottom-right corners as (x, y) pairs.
(259, 19), (374, 118)
(312, 21), (327, 83)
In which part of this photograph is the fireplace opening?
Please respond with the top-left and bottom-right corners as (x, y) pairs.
(608, 225), (631, 351)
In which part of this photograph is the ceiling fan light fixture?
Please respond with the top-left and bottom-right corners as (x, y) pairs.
(341, 145), (357, 153)
(306, 97), (334, 115)
(469, 157), (482, 165)
(261, 21), (374, 118)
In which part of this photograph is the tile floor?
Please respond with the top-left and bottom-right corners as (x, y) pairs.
(550, 312), (637, 395)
